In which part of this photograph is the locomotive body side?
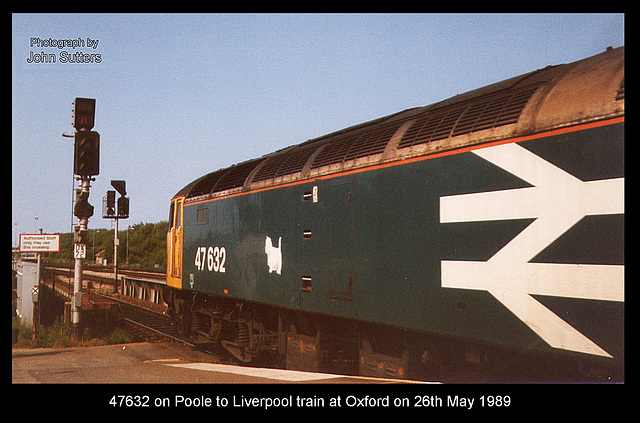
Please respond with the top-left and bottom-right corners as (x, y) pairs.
(181, 118), (623, 362)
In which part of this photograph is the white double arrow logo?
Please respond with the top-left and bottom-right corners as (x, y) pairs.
(440, 143), (624, 357)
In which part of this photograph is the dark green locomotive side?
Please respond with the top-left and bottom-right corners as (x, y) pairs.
(181, 119), (623, 364)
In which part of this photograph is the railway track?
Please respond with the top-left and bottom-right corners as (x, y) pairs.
(111, 295), (187, 343)
(107, 295), (235, 363)
(43, 264), (195, 345)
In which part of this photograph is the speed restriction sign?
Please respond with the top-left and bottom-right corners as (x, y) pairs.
(74, 243), (86, 259)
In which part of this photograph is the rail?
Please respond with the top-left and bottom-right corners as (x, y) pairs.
(91, 291), (190, 345)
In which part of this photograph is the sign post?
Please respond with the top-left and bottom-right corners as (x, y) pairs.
(19, 233), (59, 338)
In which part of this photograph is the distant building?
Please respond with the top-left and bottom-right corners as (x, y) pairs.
(95, 249), (107, 265)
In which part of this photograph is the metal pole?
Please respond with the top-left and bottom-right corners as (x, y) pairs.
(36, 229), (42, 337)
(113, 217), (119, 293)
(72, 177), (90, 335)
(72, 240), (83, 332)
(33, 252), (40, 340)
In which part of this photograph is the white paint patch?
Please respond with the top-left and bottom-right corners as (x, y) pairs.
(163, 362), (436, 383)
(440, 143), (624, 358)
(265, 236), (282, 275)
(165, 362), (343, 382)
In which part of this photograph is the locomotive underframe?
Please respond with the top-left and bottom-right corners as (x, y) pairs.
(160, 284), (620, 382)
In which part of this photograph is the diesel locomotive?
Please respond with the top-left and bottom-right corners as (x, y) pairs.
(164, 47), (624, 382)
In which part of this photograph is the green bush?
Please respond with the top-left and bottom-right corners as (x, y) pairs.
(12, 317), (134, 348)
(102, 327), (134, 345)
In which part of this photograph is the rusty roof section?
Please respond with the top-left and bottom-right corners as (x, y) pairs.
(179, 47), (624, 202)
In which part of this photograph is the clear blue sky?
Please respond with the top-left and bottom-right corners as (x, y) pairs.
(12, 13), (624, 245)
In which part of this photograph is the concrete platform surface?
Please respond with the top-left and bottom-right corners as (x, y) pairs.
(12, 341), (410, 384)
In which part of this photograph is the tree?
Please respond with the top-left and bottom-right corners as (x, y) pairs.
(46, 221), (168, 271)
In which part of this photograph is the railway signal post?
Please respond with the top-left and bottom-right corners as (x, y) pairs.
(103, 180), (129, 293)
(69, 97), (99, 335)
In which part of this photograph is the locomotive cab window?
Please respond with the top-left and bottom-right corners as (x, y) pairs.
(176, 201), (182, 228)
(168, 197), (184, 281)
(168, 199), (182, 230)
(168, 202), (175, 230)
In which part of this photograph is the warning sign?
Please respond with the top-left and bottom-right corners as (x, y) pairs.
(19, 234), (60, 252)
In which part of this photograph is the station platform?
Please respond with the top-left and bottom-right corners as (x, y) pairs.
(11, 341), (606, 416)
(12, 341), (417, 384)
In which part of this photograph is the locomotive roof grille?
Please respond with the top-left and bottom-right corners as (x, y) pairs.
(252, 143), (319, 183)
(184, 81), (546, 200)
(186, 158), (262, 198)
(616, 77), (625, 101)
(180, 47), (624, 201)
(187, 169), (227, 198)
(211, 159), (263, 193)
(309, 120), (401, 169)
(398, 82), (541, 149)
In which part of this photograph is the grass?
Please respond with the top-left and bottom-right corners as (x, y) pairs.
(12, 317), (134, 349)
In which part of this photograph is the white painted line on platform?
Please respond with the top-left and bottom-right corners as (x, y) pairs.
(164, 362), (437, 383)
(164, 362), (345, 382)
(145, 358), (182, 363)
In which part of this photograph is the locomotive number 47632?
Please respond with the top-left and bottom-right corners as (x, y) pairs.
(194, 246), (227, 272)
